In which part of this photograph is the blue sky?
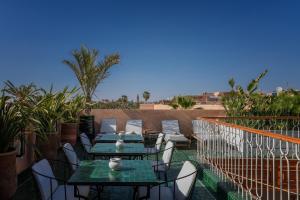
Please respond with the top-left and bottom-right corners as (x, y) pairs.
(0, 0), (299, 101)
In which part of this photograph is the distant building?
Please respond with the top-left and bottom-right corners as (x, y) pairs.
(141, 91), (227, 110)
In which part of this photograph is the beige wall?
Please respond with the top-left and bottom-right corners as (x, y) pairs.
(91, 109), (225, 137)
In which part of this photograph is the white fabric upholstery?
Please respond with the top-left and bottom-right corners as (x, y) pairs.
(100, 118), (117, 134)
(32, 159), (89, 200)
(146, 133), (165, 154)
(139, 161), (197, 200)
(164, 134), (189, 142)
(162, 120), (180, 135)
(155, 133), (165, 151)
(152, 160), (167, 172)
(145, 147), (157, 154)
(175, 161), (197, 200)
(80, 133), (91, 153)
(63, 143), (79, 171)
(138, 185), (173, 200)
(162, 141), (174, 167)
(125, 120), (142, 134)
(162, 120), (189, 143)
(32, 159), (58, 200)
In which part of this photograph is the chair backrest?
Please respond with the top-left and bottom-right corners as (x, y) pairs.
(175, 161), (198, 200)
(162, 120), (180, 135)
(100, 118), (117, 133)
(155, 133), (165, 151)
(63, 143), (79, 171)
(32, 159), (58, 200)
(162, 141), (174, 167)
(125, 120), (143, 134)
(80, 133), (92, 153)
(192, 120), (201, 134)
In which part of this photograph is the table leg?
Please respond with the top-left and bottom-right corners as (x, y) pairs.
(146, 185), (150, 199)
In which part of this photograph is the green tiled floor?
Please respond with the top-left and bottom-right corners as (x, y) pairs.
(14, 140), (216, 200)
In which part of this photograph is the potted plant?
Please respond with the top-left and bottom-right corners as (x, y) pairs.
(2, 81), (41, 173)
(61, 94), (85, 145)
(0, 95), (22, 199)
(63, 45), (120, 139)
(35, 89), (65, 160)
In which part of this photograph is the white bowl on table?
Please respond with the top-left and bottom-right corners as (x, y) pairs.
(115, 139), (124, 148)
(109, 158), (122, 171)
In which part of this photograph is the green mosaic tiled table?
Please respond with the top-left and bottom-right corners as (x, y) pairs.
(68, 160), (159, 186)
(89, 143), (146, 158)
(95, 133), (144, 143)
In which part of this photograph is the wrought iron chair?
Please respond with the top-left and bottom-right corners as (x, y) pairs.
(138, 160), (198, 200)
(80, 133), (93, 159)
(32, 159), (89, 200)
(63, 143), (102, 195)
(145, 133), (165, 154)
(149, 141), (175, 182)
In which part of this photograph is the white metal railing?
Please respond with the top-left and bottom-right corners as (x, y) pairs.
(194, 118), (300, 200)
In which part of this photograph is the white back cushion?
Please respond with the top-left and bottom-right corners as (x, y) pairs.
(125, 120), (142, 134)
(155, 133), (165, 151)
(63, 143), (79, 171)
(80, 133), (91, 153)
(162, 141), (174, 167)
(100, 118), (117, 133)
(162, 120), (180, 135)
(175, 161), (197, 200)
(32, 159), (58, 200)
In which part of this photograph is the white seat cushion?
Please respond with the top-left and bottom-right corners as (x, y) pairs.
(80, 133), (92, 153)
(52, 185), (89, 200)
(164, 134), (189, 142)
(138, 185), (173, 200)
(63, 143), (79, 172)
(145, 147), (158, 154)
(152, 160), (167, 172)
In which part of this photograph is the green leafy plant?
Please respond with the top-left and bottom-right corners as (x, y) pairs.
(63, 45), (120, 104)
(62, 94), (86, 123)
(0, 95), (23, 153)
(2, 81), (41, 131)
(222, 70), (300, 117)
(170, 96), (196, 109)
(34, 88), (69, 138)
(143, 91), (150, 102)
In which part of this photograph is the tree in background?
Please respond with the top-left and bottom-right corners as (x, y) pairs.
(170, 96), (196, 109)
(119, 95), (128, 103)
(143, 91), (150, 102)
(63, 45), (120, 104)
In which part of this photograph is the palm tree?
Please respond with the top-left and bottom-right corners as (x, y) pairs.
(120, 95), (128, 103)
(63, 45), (120, 103)
(143, 91), (150, 102)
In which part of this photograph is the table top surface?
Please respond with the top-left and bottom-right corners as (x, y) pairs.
(95, 133), (144, 143)
(68, 160), (160, 186)
(90, 143), (146, 155)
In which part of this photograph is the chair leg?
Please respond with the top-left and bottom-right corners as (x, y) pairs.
(164, 172), (168, 186)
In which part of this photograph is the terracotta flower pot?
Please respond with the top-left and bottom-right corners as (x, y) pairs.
(37, 132), (60, 160)
(0, 149), (17, 199)
(61, 123), (78, 145)
(16, 131), (36, 174)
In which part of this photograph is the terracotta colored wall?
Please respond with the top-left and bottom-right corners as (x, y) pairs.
(91, 109), (225, 137)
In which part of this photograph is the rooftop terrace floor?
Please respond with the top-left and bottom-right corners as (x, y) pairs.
(14, 140), (216, 200)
